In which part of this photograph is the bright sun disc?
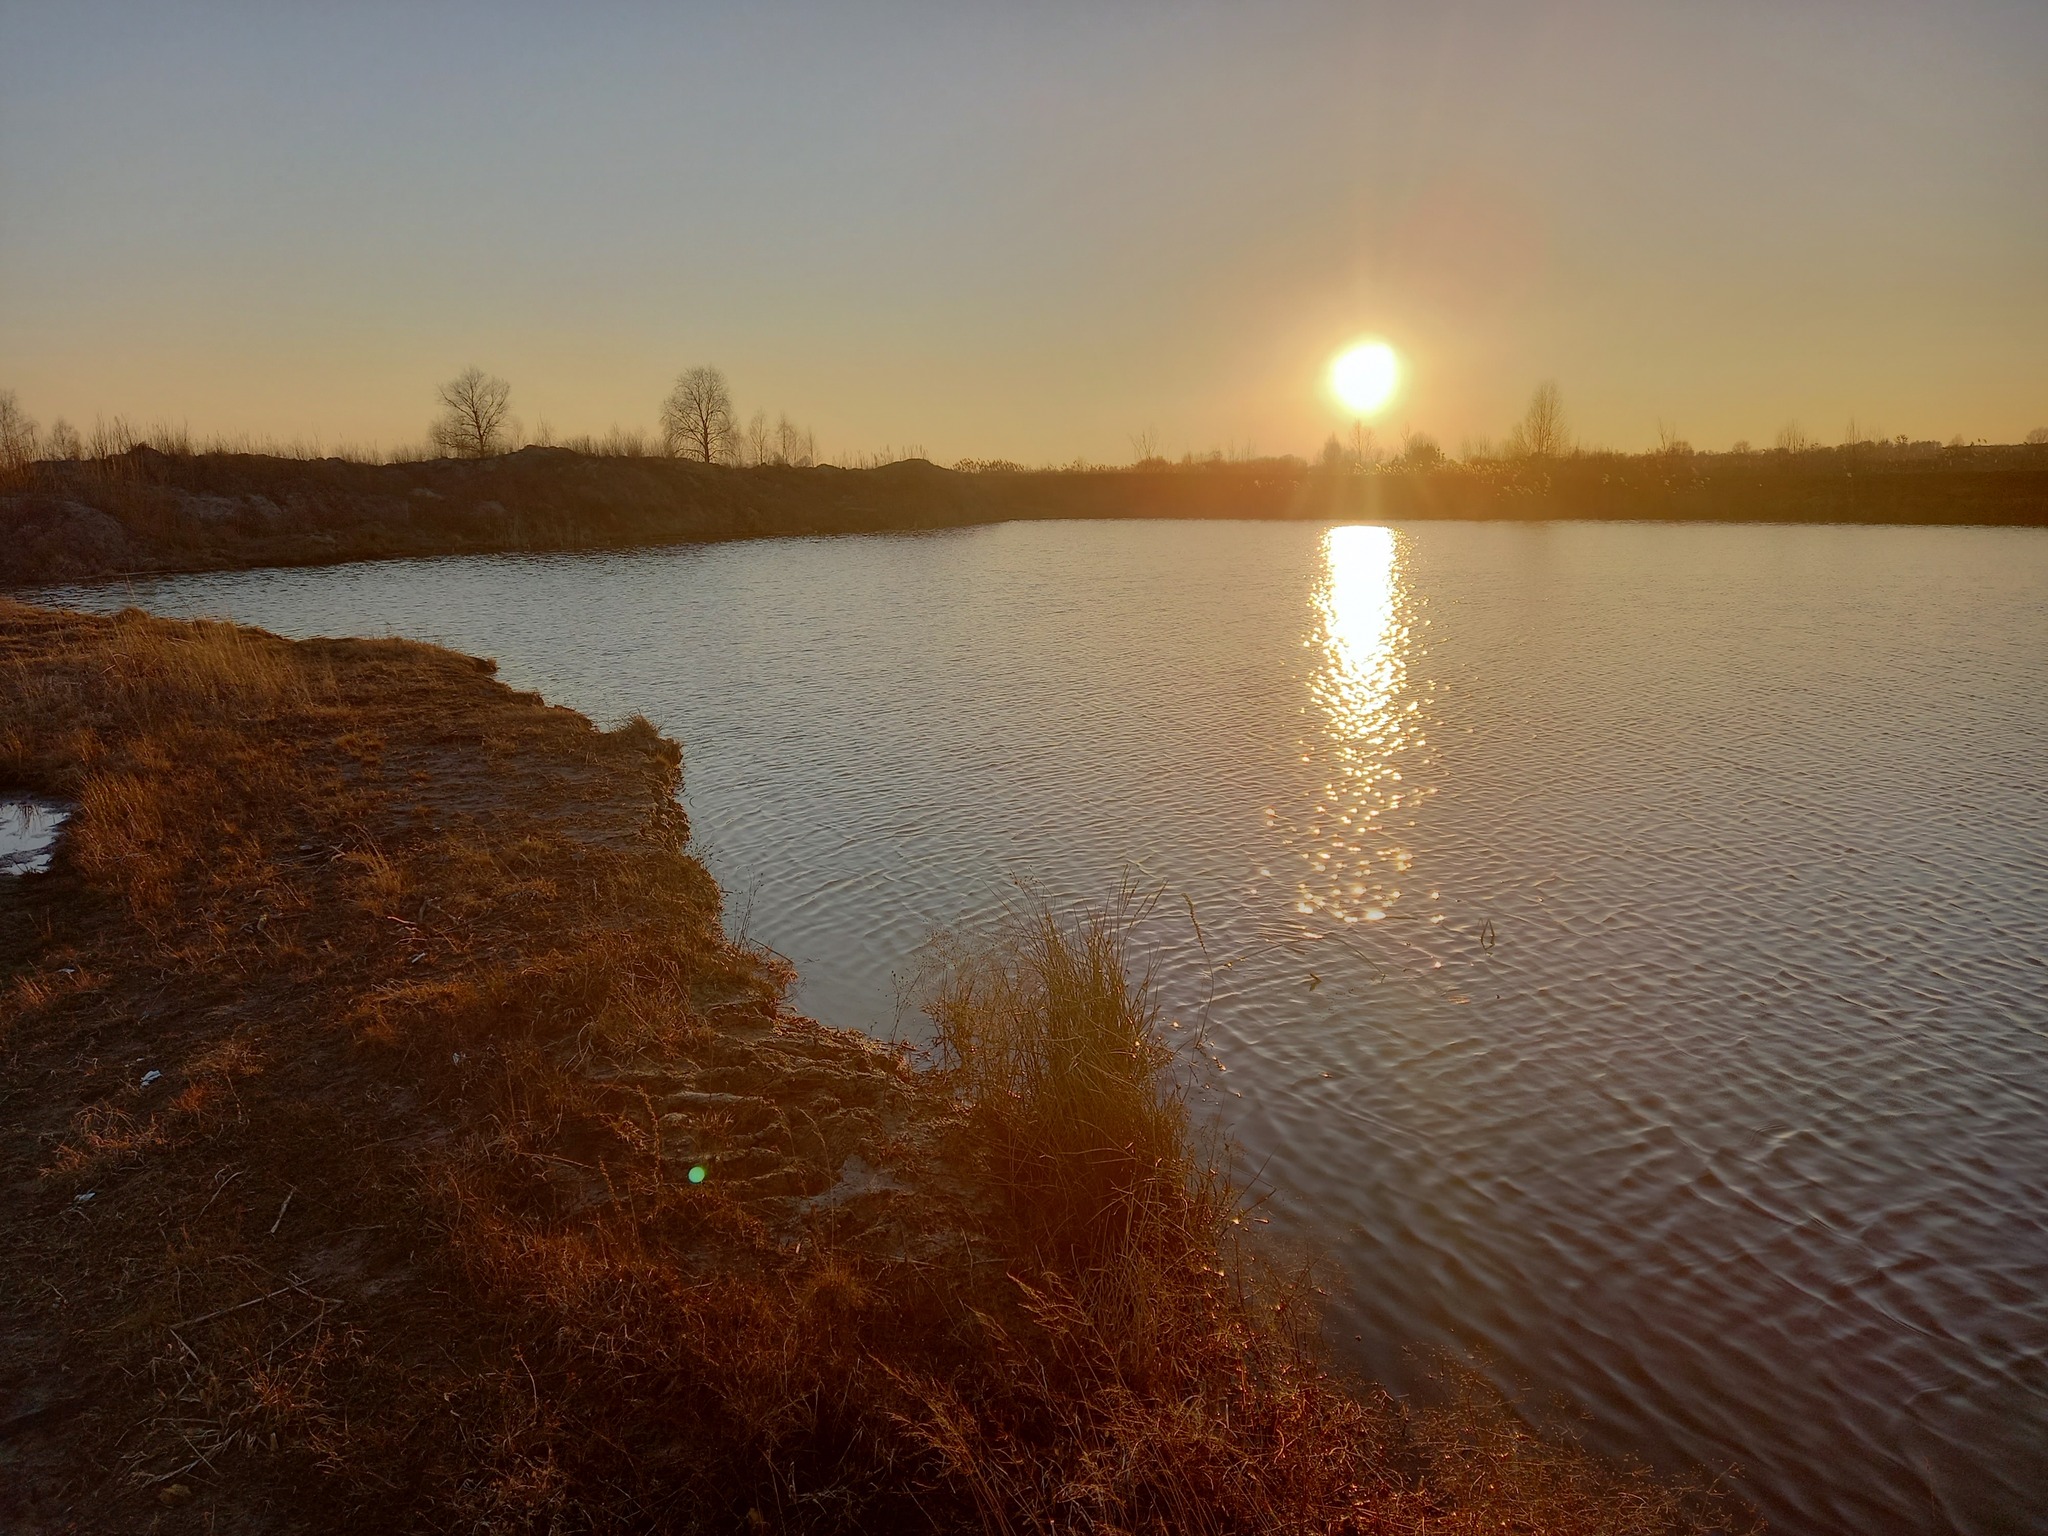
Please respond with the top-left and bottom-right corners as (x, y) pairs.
(1330, 341), (1400, 416)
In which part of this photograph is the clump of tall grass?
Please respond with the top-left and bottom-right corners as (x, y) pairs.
(549, 425), (657, 458)
(0, 390), (39, 483)
(1, 606), (332, 913)
(1, 609), (322, 741)
(920, 885), (1217, 1270)
(906, 891), (1388, 1522)
(0, 388), (422, 474)
(915, 883), (1268, 1439)
(174, 429), (411, 463)
(907, 893), (1757, 1533)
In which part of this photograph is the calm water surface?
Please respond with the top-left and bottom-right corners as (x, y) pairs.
(41, 520), (2048, 1534)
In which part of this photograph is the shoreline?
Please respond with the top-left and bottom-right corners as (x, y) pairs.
(4, 443), (2044, 589)
(0, 601), (1744, 1531)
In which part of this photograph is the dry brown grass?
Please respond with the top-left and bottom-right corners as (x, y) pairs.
(0, 601), (1755, 1534)
(919, 886), (1205, 1266)
(897, 895), (1753, 1534)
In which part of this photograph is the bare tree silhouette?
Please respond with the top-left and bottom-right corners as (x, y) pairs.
(662, 367), (735, 462)
(44, 418), (81, 460)
(1399, 430), (1444, 468)
(738, 408), (772, 466)
(0, 390), (38, 480)
(1507, 381), (1570, 458)
(774, 414), (816, 466)
(432, 368), (512, 459)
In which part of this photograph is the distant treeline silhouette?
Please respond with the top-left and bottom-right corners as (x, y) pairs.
(3, 378), (2045, 585)
(2, 439), (2042, 589)
(5, 375), (2043, 484)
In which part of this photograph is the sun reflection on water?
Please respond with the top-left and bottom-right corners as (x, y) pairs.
(1295, 525), (1430, 925)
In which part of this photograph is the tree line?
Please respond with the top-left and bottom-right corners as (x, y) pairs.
(429, 365), (816, 466)
(5, 374), (2042, 485)
(1317, 380), (1572, 472)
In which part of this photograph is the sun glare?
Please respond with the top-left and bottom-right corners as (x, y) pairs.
(1330, 341), (1400, 417)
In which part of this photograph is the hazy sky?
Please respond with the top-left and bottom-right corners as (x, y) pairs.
(3, 1), (2044, 462)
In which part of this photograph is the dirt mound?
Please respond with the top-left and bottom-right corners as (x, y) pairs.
(0, 496), (133, 583)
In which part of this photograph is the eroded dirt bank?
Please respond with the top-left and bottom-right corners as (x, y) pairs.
(0, 603), (1747, 1534)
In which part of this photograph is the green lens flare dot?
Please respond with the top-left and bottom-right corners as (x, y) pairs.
(688, 1164), (708, 1185)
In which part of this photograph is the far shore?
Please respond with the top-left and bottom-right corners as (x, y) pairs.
(4, 441), (2044, 588)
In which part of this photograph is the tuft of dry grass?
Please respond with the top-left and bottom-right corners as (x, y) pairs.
(891, 891), (1754, 1534)
(920, 884), (1204, 1266)
(1, 604), (332, 916)
(93, 610), (325, 722)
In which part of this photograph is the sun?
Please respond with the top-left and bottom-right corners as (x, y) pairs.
(1329, 340), (1400, 416)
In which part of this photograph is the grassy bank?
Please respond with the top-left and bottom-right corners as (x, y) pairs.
(3, 442), (2044, 587)
(0, 601), (1750, 1532)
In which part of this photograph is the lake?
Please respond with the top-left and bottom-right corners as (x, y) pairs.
(37, 518), (2048, 1534)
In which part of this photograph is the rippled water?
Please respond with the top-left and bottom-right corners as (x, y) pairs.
(38, 519), (2048, 1534)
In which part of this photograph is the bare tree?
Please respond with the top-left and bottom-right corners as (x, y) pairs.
(1398, 431), (1444, 468)
(775, 414), (816, 467)
(2026, 427), (2048, 445)
(0, 390), (38, 479)
(739, 408), (772, 466)
(1320, 427), (1380, 471)
(1507, 381), (1570, 458)
(432, 368), (513, 459)
(662, 367), (735, 462)
(44, 418), (81, 460)
(1774, 421), (1814, 454)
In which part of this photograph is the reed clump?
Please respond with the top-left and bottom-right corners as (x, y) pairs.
(896, 895), (1751, 1533)
(921, 889), (1206, 1267)
(900, 893), (1357, 1527)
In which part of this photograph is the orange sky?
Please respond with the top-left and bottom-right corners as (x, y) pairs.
(3, 2), (2044, 462)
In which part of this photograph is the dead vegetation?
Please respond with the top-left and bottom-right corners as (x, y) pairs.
(0, 601), (1753, 1532)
